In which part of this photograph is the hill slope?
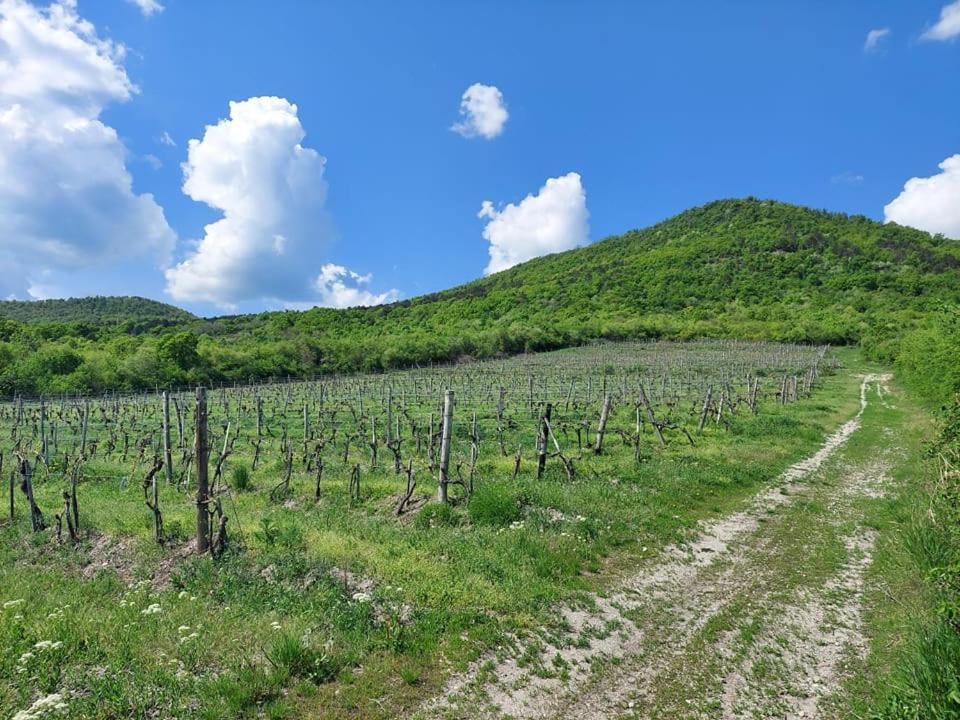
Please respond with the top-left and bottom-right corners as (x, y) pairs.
(0, 296), (195, 326)
(215, 197), (960, 365)
(2, 198), (959, 393)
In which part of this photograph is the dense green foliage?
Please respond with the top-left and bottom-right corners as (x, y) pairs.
(0, 296), (194, 326)
(1, 198), (958, 395)
(895, 309), (960, 408)
(870, 307), (960, 719)
(873, 396), (960, 720)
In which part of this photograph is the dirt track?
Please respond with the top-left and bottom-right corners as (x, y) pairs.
(416, 375), (893, 720)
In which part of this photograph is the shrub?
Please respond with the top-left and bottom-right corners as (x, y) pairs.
(266, 632), (339, 683)
(413, 502), (460, 530)
(254, 516), (305, 551)
(468, 482), (525, 526)
(254, 517), (279, 546)
(231, 464), (252, 491)
(164, 519), (187, 543)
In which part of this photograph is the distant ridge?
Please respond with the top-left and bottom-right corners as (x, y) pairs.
(0, 296), (195, 325)
(0, 198), (958, 393)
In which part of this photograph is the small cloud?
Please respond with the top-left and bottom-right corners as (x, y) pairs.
(159, 131), (176, 147)
(863, 27), (891, 51)
(479, 172), (589, 274)
(126, 0), (164, 18)
(884, 154), (960, 239)
(830, 171), (864, 185)
(451, 83), (508, 140)
(921, 1), (960, 41)
(27, 272), (60, 300)
(142, 154), (162, 170)
(313, 264), (400, 308)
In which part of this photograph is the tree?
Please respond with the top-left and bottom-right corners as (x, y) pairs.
(159, 332), (200, 371)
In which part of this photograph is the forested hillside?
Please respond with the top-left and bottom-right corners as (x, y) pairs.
(1, 198), (958, 395)
(0, 296), (194, 326)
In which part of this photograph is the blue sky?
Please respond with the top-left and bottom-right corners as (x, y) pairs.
(1, 0), (959, 316)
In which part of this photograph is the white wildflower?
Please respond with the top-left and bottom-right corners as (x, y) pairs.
(351, 592), (371, 603)
(3, 598), (25, 609)
(11, 692), (66, 720)
(33, 640), (63, 651)
(141, 603), (162, 615)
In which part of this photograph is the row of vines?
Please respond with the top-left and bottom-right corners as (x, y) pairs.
(1, 340), (835, 552)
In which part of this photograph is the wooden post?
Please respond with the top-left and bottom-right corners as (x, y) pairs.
(639, 384), (666, 447)
(174, 395), (184, 449)
(80, 401), (89, 457)
(195, 387), (210, 553)
(438, 390), (454, 503)
(3, 453), (11, 522)
(386, 385), (393, 446)
(714, 387), (726, 424)
(162, 392), (173, 485)
(70, 461), (79, 532)
(16, 454), (44, 531)
(697, 386), (713, 433)
(593, 395), (612, 455)
(537, 403), (553, 478)
(634, 404), (642, 462)
(40, 399), (47, 464)
(528, 376), (534, 417)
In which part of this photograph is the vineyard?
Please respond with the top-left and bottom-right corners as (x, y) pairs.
(0, 340), (867, 719)
(3, 340), (831, 546)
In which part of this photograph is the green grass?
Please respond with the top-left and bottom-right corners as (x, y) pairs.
(0, 344), (904, 719)
(836, 381), (960, 720)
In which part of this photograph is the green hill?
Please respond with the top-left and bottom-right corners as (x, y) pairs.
(214, 197), (959, 366)
(0, 296), (195, 326)
(1, 198), (958, 394)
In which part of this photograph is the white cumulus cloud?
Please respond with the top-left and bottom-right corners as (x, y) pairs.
(884, 154), (960, 239)
(166, 96), (396, 309)
(922, 1), (960, 41)
(0, 0), (175, 298)
(126, 0), (164, 18)
(313, 264), (399, 308)
(452, 83), (508, 139)
(166, 97), (333, 306)
(479, 172), (589, 275)
(863, 27), (890, 51)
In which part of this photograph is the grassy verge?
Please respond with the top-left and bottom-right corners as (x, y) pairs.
(842, 385), (960, 720)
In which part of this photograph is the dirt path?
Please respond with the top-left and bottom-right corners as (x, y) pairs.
(415, 374), (893, 720)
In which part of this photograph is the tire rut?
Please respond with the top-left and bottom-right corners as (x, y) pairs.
(415, 375), (891, 720)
